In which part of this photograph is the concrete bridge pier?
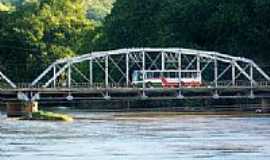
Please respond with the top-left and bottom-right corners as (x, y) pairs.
(6, 101), (38, 117)
(258, 98), (270, 113)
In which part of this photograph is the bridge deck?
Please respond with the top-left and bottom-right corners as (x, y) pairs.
(0, 85), (270, 101)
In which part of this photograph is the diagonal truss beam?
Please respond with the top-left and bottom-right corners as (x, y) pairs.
(0, 71), (16, 88)
(72, 65), (90, 82)
(234, 61), (257, 84)
(31, 48), (270, 89)
(43, 63), (70, 88)
(217, 64), (232, 80)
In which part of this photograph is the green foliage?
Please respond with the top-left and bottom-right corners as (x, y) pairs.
(102, 0), (270, 65)
(0, 0), (269, 83)
(0, 2), (13, 11)
(87, 0), (115, 21)
(0, 0), (97, 81)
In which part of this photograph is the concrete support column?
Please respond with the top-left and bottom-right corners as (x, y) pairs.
(259, 98), (270, 113)
(261, 98), (270, 108)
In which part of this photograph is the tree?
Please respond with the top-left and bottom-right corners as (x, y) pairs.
(0, 0), (96, 81)
(102, 0), (270, 65)
(102, 0), (167, 49)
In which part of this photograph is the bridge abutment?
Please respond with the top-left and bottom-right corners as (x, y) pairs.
(6, 101), (38, 117)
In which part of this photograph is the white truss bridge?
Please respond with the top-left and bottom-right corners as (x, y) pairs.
(1, 48), (270, 100)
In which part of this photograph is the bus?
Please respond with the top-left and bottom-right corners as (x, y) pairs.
(131, 70), (202, 88)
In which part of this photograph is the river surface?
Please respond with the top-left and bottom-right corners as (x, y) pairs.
(1, 109), (270, 160)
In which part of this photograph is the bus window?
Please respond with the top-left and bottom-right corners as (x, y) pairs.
(164, 72), (170, 78)
(146, 72), (154, 79)
(132, 71), (138, 81)
(132, 71), (143, 81)
(191, 73), (197, 78)
(154, 72), (160, 78)
(182, 72), (186, 78)
(138, 72), (143, 81)
(170, 72), (176, 78)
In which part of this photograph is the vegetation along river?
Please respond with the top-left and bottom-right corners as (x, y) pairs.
(1, 108), (270, 160)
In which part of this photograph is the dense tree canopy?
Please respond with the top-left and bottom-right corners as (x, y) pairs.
(103, 0), (270, 64)
(0, 0), (97, 81)
(0, 0), (269, 82)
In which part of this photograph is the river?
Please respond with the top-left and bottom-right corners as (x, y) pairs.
(1, 108), (270, 160)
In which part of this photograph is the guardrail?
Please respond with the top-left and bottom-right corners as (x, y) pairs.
(7, 80), (270, 90)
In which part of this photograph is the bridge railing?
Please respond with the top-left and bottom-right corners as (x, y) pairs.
(11, 80), (270, 90)
(257, 81), (270, 88)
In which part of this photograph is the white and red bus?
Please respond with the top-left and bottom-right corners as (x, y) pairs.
(132, 70), (202, 88)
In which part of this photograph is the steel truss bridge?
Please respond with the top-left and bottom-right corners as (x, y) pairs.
(0, 48), (270, 101)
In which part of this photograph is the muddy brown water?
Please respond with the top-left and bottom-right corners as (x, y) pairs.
(1, 108), (270, 160)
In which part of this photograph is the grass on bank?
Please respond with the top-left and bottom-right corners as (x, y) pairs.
(22, 111), (73, 122)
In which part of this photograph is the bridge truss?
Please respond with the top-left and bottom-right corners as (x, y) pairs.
(31, 48), (270, 99)
(0, 70), (16, 89)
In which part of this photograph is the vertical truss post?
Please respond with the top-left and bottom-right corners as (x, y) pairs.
(68, 62), (72, 88)
(250, 63), (254, 98)
(105, 56), (110, 99)
(214, 56), (218, 88)
(142, 51), (147, 98)
(104, 56), (110, 99)
(177, 51), (183, 99)
(197, 54), (201, 81)
(105, 56), (109, 88)
(89, 59), (93, 87)
(232, 60), (236, 86)
(126, 53), (129, 87)
(162, 52), (165, 71)
(213, 55), (219, 98)
(53, 65), (56, 88)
